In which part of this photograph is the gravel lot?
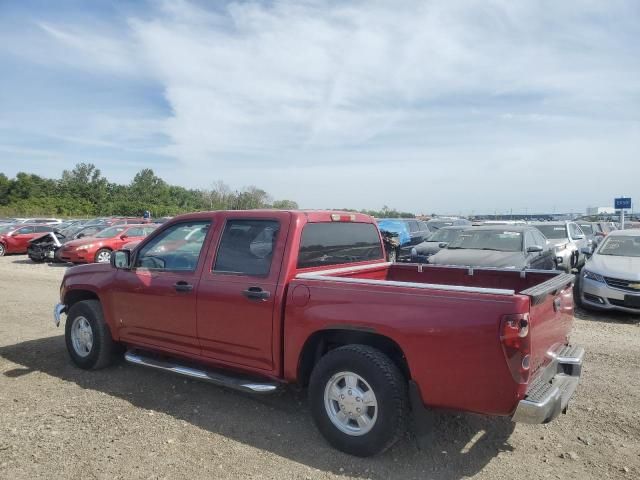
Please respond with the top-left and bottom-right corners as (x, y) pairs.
(0, 255), (638, 480)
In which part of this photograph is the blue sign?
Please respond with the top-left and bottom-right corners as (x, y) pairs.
(615, 197), (632, 209)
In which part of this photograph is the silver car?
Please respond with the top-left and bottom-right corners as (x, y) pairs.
(578, 229), (640, 314)
(532, 222), (589, 272)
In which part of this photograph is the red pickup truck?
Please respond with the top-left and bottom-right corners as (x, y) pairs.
(54, 210), (584, 456)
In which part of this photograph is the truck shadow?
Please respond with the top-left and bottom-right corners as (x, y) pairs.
(0, 335), (514, 480)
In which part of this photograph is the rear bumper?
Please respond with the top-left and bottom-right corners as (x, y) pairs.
(512, 344), (584, 424)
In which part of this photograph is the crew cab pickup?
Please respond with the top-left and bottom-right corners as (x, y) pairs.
(54, 210), (584, 456)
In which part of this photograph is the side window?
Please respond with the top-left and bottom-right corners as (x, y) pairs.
(533, 230), (547, 247)
(16, 226), (34, 234)
(126, 227), (143, 237)
(568, 223), (580, 239)
(213, 219), (280, 276)
(136, 221), (211, 271)
(407, 221), (419, 233)
(35, 226), (51, 233)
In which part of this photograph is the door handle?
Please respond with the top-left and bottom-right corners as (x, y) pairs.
(174, 281), (193, 292)
(242, 287), (270, 301)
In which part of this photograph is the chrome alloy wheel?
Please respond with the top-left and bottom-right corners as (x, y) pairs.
(324, 371), (378, 436)
(70, 316), (93, 358)
(96, 250), (111, 263)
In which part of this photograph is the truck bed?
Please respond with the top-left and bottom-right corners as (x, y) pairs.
(288, 262), (575, 416)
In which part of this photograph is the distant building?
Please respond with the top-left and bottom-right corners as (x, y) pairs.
(586, 206), (616, 215)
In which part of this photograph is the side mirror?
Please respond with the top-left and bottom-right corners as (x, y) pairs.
(527, 245), (544, 253)
(438, 242), (448, 248)
(580, 247), (592, 257)
(77, 233), (85, 238)
(120, 234), (128, 240)
(111, 250), (131, 269)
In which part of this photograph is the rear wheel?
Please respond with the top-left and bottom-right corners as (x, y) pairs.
(0, 243), (5, 256)
(94, 248), (112, 264)
(309, 345), (408, 457)
(65, 300), (119, 370)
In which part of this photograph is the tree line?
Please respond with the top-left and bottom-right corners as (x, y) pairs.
(0, 163), (415, 218)
(0, 163), (298, 217)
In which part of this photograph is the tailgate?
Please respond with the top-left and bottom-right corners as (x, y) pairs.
(520, 273), (575, 377)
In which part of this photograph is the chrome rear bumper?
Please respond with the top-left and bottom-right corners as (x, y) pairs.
(512, 345), (584, 424)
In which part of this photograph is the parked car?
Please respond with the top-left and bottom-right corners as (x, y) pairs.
(426, 217), (471, 231)
(577, 229), (640, 313)
(0, 224), (56, 256)
(27, 225), (108, 263)
(410, 226), (470, 263)
(531, 222), (589, 272)
(15, 217), (62, 224)
(429, 225), (556, 270)
(53, 210), (583, 456)
(57, 224), (156, 264)
(377, 218), (431, 261)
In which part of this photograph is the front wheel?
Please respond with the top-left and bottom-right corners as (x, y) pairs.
(94, 248), (112, 264)
(0, 243), (5, 256)
(309, 345), (408, 457)
(65, 300), (119, 370)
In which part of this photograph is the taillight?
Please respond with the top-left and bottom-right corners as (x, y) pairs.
(500, 313), (531, 384)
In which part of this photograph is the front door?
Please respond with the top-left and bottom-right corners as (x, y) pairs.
(197, 213), (290, 372)
(112, 219), (213, 356)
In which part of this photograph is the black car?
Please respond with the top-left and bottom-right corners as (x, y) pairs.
(410, 226), (470, 263)
(429, 225), (556, 270)
(377, 218), (431, 261)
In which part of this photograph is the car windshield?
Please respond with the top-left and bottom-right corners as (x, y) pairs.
(447, 230), (523, 252)
(598, 236), (640, 257)
(0, 225), (15, 234)
(427, 228), (464, 243)
(535, 225), (568, 240)
(579, 224), (594, 235)
(427, 221), (453, 230)
(95, 226), (127, 238)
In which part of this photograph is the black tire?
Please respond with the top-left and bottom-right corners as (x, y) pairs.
(0, 243), (5, 256)
(309, 344), (408, 457)
(65, 300), (118, 370)
(94, 248), (112, 264)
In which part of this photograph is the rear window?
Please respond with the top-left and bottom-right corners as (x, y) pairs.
(297, 222), (383, 269)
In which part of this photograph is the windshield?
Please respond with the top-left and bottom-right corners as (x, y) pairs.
(598, 236), (640, 257)
(535, 225), (568, 240)
(427, 221), (453, 231)
(95, 226), (127, 238)
(0, 225), (15, 234)
(427, 228), (464, 243)
(447, 230), (523, 252)
(579, 224), (594, 235)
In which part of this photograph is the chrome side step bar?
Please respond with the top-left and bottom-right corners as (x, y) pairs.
(124, 350), (279, 394)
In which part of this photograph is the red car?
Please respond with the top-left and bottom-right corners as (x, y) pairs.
(55, 210), (583, 456)
(0, 224), (55, 256)
(58, 224), (156, 264)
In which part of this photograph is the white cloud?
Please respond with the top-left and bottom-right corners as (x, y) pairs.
(1, 0), (639, 212)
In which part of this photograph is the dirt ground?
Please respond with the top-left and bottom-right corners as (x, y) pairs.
(0, 255), (638, 480)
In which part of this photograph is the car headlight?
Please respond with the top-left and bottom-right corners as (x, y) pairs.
(583, 269), (604, 283)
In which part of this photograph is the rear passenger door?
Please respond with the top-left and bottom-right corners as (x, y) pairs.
(196, 213), (291, 372)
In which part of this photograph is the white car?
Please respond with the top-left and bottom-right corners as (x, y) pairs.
(578, 229), (640, 313)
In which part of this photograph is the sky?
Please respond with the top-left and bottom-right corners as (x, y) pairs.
(0, 0), (638, 215)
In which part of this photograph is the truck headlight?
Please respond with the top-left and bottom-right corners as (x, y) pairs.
(583, 269), (604, 283)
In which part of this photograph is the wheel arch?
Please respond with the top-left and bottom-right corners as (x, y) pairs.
(64, 289), (100, 310)
(297, 328), (411, 387)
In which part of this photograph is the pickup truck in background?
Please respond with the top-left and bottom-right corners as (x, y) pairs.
(54, 210), (584, 456)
